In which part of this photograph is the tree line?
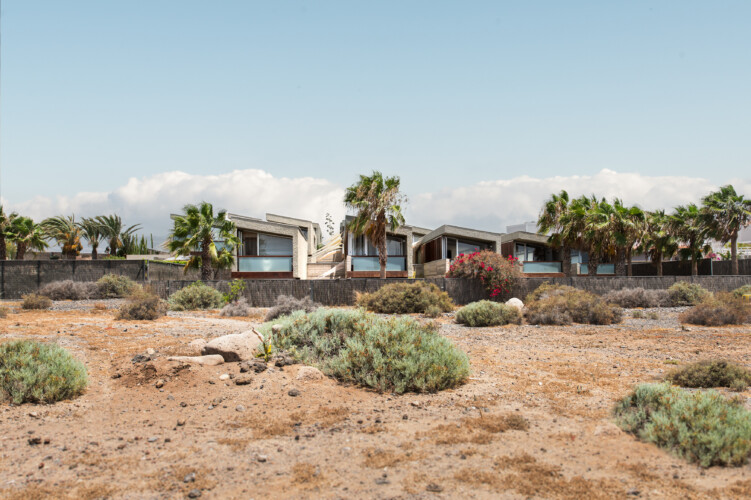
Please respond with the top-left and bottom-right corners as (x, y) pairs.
(537, 185), (751, 276)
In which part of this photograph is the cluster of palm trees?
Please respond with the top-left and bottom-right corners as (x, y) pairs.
(0, 207), (144, 260)
(538, 185), (751, 277)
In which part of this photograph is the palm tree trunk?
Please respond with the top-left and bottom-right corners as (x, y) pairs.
(627, 247), (633, 277)
(655, 252), (663, 277)
(0, 235), (6, 260)
(561, 247), (571, 277)
(731, 234), (738, 275)
(378, 238), (387, 279)
(16, 243), (27, 260)
(690, 239), (698, 276)
(588, 253), (598, 276)
(615, 248), (626, 276)
(201, 237), (212, 281)
(92, 245), (98, 260)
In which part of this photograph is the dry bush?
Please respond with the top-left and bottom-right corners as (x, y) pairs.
(21, 293), (52, 310)
(679, 294), (750, 326)
(668, 281), (710, 306)
(220, 297), (252, 317)
(356, 281), (454, 314)
(667, 360), (751, 391)
(92, 302), (107, 311)
(265, 295), (319, 321)
(525, 284), (621, 325)
(632, 310), (644, 319)
(39, 280), (100, 300)
(603, 287), (670, 308)
(0, 307), (9, 318)
(97, 274), (139, 298)
(117, 289), (167, 320)
(168, 281), (224, 311)
(455, 300), (521, 327)
(424, 305), (443, 318)
(732, 285), (751, 299)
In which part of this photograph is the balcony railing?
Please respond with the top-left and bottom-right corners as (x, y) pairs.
(352, 256), (406, 272)
(238, 256), (292, 272)
(580, 263), (615, 275)
(522, 261), (563, 274)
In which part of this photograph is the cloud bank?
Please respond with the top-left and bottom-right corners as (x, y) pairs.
(6, 169), (749, 245)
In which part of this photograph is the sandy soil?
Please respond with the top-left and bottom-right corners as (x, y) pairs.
(1, 301), (751, 499)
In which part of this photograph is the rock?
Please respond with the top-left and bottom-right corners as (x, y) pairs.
(239, 359), (267, 373)
(146, 348), (156, 356)
(288, 388), (300, 397)
(147, 437), (158, 443)
(131, 354), (151, 363)
(426, 483), (444, 493)
(295, 366), (324, 382)
(187, 489), (202, 498)
(273, 353), (295, 367)
(177, 419), (186, 426)
(155, 379), (165, 389)
(28, 437), (42, 445)
(167, 355), (225, 366)
(234, 375), (253, 386)
(201, 330), (262, 362)
(219, 374), (230, 381)
(236, 405), (245, 412)
(256, 454), (268, 463)
(183, 472), (196, 483)
(505, 297), (524, 311)
(187, 339), (208, 355)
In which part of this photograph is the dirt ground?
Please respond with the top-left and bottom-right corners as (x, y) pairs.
(2, 302), (751, 499)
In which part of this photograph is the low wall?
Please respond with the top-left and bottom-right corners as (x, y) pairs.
(630, 258), (751, 276)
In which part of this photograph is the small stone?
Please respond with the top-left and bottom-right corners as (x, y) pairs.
(402, 415), (408, 420)
(295, 366), (324, 382)
(155, 379), (165, 389)
(147, 437), (158, 443)
(131, 354), (150, 363)
(212, 397), (223, 406)
(426, 483), (443, 492)
(375, 477), (390, 485)
(236, 405), (245, 412)
(38, 462), (44, 469)
(146, 348), (156, 356)
(28, 437), (42, 445)
(288, 388), (300, 397)
(234, 375), (253, 386)
(627, 489), (641, 496)
(187, 489), (202, 498)
(29, 411), (39, 418)
(177, 419), (186, 426)
(256, 455), (268, 463)
(183, 472), (196, 483)
(180, 402), (188, 407)
(219, 374), (230, 381)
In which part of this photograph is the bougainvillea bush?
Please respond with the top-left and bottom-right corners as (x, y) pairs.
(446, 250), (522, 300)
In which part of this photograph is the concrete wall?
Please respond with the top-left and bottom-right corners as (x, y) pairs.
(424, 259), (450, 278)
(631, 258), (751, 276)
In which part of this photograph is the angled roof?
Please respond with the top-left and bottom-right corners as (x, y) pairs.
(414, 224), (503, 247)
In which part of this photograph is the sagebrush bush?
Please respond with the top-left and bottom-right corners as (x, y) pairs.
(667, 360), (751, 391)
(603, 288), (670, 308)
(732, 285), (751, 299)
(39, 280), (100, 301)
(668, 282), (710, 307)
(424, 305), (442, 318)
(220, 297), (253, 317)
(21, 293), (52, 310)
(0, 340), (88, 404)
(455, 300), (521, 327)
(614, 383), (751, 467)
(116, 289), (167, 320)
(97, 274), (139, 298)
(356, 281), (454, 314)
(168, 281), (224, 311)
(265, 295), (320, 321)
(632, 310), (644, 319)
(260, 308), (470, 393)
(679, 294), (750, 326)
(525, 284), (621, 325)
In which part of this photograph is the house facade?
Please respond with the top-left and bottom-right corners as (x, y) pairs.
(341, 216), (416, 278)
(414, 225), (503, 278)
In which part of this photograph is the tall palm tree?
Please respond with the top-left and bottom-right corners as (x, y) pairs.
(42, 215), (83, 259)
(669, 203), (710, 276)
(587, 199), (646, 276)
(167, 202), (238, 280)
(344, 171), (406, 279)
(639, 210), (678, 277)
(559, 194), (601, 275)
(78, 218), (104, 260)
(8, 216), (48, 260)
(0, 206), (19, 261)
(95, 214), (141, 257)
(701, 185), (751, 275)
(624, 204), (647, 277)
(537, 190), (573, 276)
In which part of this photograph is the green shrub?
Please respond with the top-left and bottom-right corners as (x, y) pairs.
(21, 293), (52, 310)
(632, 310), (644, 319)
(455, 300), (521, 327)
(603, 288), (670, 308)
(525, 284), (621, 325)
(265, 295), (320, 321)
(667, 360), (751, 391)
(732, 285), (751, 299)
(446, 250), (522, 299)
(0, 340), (88, 404)
(222, 279), (246, 304)
(260, 308), (470, 393)
(614, 383), (751, 467)
(424, 305), (442, 318)
(679, 294), (750, 326)
(356, 281), (454, 314)
(668, 282), (710, 307)
(647, 311), (660, 320)
(116, 289), (167, 320)
(39, 280), (100, 300)
(168, 281), (224, 311)
(96, 274), (139, 298)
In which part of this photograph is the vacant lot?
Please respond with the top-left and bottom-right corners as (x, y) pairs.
(1, 302), (751, 499)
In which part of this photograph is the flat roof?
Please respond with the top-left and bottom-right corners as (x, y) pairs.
(415, 224), (503, 247)
(500, 231), (551, 245)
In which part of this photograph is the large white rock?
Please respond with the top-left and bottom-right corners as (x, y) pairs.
(201, 330), (262, 362)
(187, 339), (208, 356)
(505, 298), (524, 311)
(167, 355), (225, 366)
(295, 366), (324, 382)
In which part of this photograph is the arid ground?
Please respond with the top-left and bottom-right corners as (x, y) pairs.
(2, 302), (751, 499)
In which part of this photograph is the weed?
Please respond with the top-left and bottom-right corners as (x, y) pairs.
(222, 279), (246, 304)
(668, 282), (710, 307)
(21, 293), (52, 310)
(647, 311), (660, 320)
(116, 289), (167, 320)
(356, 281), (454, 314)
(265, 295), (319, 322)
(732, 285), (751, 299)
(666, 360), (751, 390)
(632, 310), (644, 319)
(168, 281), (224, 311)
(455, 300), (521, 327)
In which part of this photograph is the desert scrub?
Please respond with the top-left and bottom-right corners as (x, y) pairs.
(679, 294), (750, 326)
(97, 274), (139, 298)
(455, 300), (521, 327)
(732, 284), (751, 298)
(0, 340), (88, 404)
(21, 293), (52, 310)
(614, 383), (751, 467)
(220, 297), (253, 317)
(260, 308), (470, 393)
(603, 288), (670, 308)
(117, 289), (167, 320)
(39, 280), (99, 300)
(356, 281), (454, 314)
(0, 306), (10, 318)
(524, 284), (621, 325)
(265, 295), (320, 321)
(647, 311), (660, 320)
(168, 281), (224, 311)
(632, 310), (644, 319)
(666, 360), (751, 391)
(424, 305), (442, 318)
(667, 282), (710, 307)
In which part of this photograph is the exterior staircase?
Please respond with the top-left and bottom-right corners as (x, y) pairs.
(307, 234), (345, 279)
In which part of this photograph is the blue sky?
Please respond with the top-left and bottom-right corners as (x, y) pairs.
(1, 1), (750, 236)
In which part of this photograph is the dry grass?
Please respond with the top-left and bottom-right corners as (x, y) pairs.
(423, 413), (528, 445)
(362, 446), (425, 468)
(226, 406), (348, 437)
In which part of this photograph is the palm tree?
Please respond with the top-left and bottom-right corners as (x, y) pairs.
(587, 199), (646, 276)
(8, 216), (48, 260)
(78, 218), (104, 260)
(537, 190), (573, 276)
(0, 206), (19, 260)
(701, 185), (751, 275)
(639, 210), (678, 277)
(167, 202), (238, 280)
(558, 194), (601, 275)
(344, 171), (406, 279)
(95, 214), (142, 257)
(42, 215), (83, 259)
(669, 203), (710, 276)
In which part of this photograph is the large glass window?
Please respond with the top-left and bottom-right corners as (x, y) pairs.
(386, 235), (405, 255)
(352, 235), (378, 256)
(259, 234), (293, 255)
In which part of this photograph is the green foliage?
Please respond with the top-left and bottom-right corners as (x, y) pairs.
(525, 283), (622, 325)
(732, 285), (751, 298)
(668, 282), (710, 306)
(41, 215), (83, 258)
(260, 308), (470, 394)
(679, 294), (750, 326)
(632, 310), (644, 319)
(647, 311), (660, 320)
(21, 293), (52, 310)
(424, 305), (442, 318)
(455, 300), (521, 327)
(96, 274), (139, 298)
(265, 295), (320, 321)
(603, 288), (670, 308)
(116, 289), (167, 320)
(614, 383), (751, 467)
(356, 281), (454, 314)
(223, 279), (246, 304)
(168, 281), (224, 311)
(446, 250), (521, 299)
(0, 340), (88, 404)
(667, 360), (751, 391)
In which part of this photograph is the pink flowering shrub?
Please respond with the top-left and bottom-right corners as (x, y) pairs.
(446, 251), (522, 300)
